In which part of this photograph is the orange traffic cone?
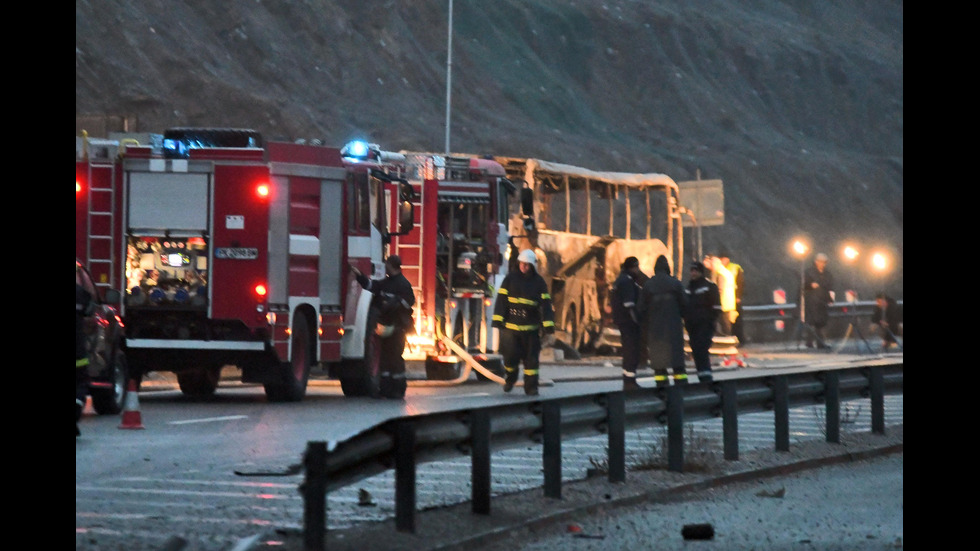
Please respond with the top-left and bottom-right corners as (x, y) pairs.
(118, 380), (144, 430)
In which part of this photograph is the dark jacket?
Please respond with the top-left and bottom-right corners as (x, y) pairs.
(612, 269), (646, 329)
(357, 271), (416, 334)
(686, 275), (721, 326)
(802, 264), (834, 326)
(637, 256), (688, 370)
(492, 268), (555, 334)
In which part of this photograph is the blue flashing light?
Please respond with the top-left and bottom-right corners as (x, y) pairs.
(163, 138), (190, 158)
(342, 140), (370, 160)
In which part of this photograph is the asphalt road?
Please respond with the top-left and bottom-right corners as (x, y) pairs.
(77, 343), (901, 550)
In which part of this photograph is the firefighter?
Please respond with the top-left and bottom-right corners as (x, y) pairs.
(685, 261), (722, 383)
(350, 256), (416, 400)
(637, 255), (689, 386)
(492, 248), (555, 396)
(612, 256), (648, 390)
(718, 249), (745, 345)
(76, 263), (94, 437)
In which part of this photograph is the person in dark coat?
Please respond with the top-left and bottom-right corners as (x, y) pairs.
(685, 261), (721, 383)
(350, 255), (416, 399)
(492, 248), (555, 396)
(76, 262), (94, 437)
(612, 256), (648, 390)
(801, 253), (834, 349)
(637, 255), (689, 386)
(870, 291), (902, 350)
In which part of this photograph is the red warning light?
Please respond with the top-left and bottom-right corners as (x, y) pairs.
(254, 284), (268, 297)
(76, 180), (82, 194)
(256, 183), (270, 198)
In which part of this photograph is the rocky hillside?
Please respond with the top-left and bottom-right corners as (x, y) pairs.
(75, 0), (903, 305)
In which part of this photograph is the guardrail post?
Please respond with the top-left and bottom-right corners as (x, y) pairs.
(301, 441), (327, 551)
(542, 401), (561, 498)
(869, 366), (885, 434)
(471, 410), (491, 515)
(721, 382), (739, 461)
(393, 420), (416, 533)
(824, 370), (840, 444)
(773, 376), (789, 452)
(607, 392), (626, 483)
(667, 385), (684, 472)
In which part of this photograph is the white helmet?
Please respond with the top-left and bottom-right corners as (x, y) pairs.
(518, 249), (537, 266)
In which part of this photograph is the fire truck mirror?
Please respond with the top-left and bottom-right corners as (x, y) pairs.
(398, 200), (415, 235)
(520, 186), (534, 216)
(398, 180), (416, 202)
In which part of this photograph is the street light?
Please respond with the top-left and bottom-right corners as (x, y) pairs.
(445, 0), (454, 154)
(789, 238), (809, 349)
(840, 243), (860, 302)
(790, 238), (809, 322)
(837, 242), (873, 353)
(870, 251), (889, 273)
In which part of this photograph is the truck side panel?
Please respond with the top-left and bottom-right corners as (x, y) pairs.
(211, 164), (271, 330)
(318, 175), (345, 361)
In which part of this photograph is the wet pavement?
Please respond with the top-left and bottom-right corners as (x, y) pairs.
(251, 340), (902, 551)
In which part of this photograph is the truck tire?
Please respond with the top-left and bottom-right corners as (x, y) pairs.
(177, 366), (221, 397)
(91, 351), (128, 415)
(339, 331), (380, 397)
(339, 372), (373, 397)
(265, 313), (313, 402)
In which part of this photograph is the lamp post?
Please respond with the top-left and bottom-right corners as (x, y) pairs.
(790, 239), (809, 349)
(838, 243), (873, 354)
(444, 0), (454, 155)
(841, 243), (859, 302)
(791, 239), (809, 323)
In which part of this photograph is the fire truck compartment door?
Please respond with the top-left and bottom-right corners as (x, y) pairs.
(128, 172), (209, 233)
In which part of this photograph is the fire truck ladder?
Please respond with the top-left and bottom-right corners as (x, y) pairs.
(401, 186), (425, 331)
(85, 160), (117, 293)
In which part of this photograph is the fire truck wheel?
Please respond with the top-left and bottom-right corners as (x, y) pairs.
(339, 331), (380, 397)
(265, 313), (313, 402)
(91, 351), (128, 415)
(177, 366), (221, 397)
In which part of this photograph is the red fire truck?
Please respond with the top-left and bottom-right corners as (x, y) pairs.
(76, 130), (517, 402)
(76, 129), (416, 402)
(393, 153), (517, 372)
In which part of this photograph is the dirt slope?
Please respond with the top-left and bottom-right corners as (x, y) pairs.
(75, 0), (903, 305)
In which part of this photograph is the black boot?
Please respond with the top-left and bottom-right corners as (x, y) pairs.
(524, 374), (539, 396)
(623, 376), (642, 390)
(503, 366), (517, 393)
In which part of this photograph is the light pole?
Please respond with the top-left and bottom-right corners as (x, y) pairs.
(840, 243), (860, 302)
(790, 238), (809, 349)
(838, 243), (873, 354)
(444, 0), (454, 155)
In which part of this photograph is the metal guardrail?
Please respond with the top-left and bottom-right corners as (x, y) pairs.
(298, 358), (903, 550)
(739, 299), (901, 344)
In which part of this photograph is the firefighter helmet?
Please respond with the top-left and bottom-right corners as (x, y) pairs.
(518, 249), (537, 266)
